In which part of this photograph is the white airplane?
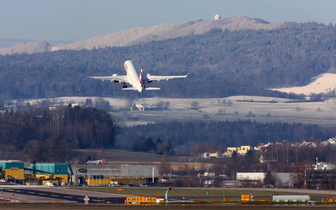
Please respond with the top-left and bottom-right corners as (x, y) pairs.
(89, 60), (189, 92)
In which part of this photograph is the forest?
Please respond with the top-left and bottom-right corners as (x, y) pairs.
(0, 22), (336, 100)
(119, 120), (336, 155)
(0, 105), (118, 162)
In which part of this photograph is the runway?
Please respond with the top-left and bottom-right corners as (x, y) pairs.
(0, 185), (335, 209)
(0, 185), (126, 204)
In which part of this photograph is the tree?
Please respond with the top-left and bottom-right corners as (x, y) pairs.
(0, 106), (118, 160)
(190, 142), (207, 157)
(290, 172), (304, 189)
(159, 151), (170, 175)
(23, 140), (40, 161)
(132, 137), (155, 152)
(84, 98), (93, 107)
(264, 171), (276, 186)
(190, 101), (200, 110)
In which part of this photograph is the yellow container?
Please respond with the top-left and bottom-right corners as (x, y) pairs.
(3, 168), (24, 180)
(86, 178), (110, 186)
(126, 197), (140, 203)
(241, 194), (250, 201)
(147, 197), (156, 203)
(126, 197), (157, 204)
(54, 174), (68, 184)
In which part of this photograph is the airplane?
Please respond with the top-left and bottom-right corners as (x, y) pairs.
(89, 60), (189, 92)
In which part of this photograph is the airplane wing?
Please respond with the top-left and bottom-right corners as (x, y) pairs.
(146, 73), (190, 81)
(88, 75), (129, 83)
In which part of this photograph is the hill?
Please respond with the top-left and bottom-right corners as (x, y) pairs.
(0, 41), (50, 55)
(50, 16), (284, 52)
(0, 17), (336, 100)
(0, 16), (284, 55)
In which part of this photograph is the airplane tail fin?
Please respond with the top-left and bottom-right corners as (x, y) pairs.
(139, 69), (143, 85)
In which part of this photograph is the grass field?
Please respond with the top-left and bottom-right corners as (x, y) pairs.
(73, 187), (330, 203)
(117, 96), (336, 128)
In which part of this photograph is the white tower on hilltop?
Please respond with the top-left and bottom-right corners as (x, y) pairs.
(214, 14), (221, 20)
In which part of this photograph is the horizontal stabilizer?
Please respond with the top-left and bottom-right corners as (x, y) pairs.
(122, 87), (138, 91)
(145, 87), (160, 90)
(146, 73), (190, 81)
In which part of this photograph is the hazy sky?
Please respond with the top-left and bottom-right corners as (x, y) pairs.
(1, 0), (336, 42)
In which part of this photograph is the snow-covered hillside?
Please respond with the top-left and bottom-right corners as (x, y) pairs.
(50, 16), (284, 51)
(0, 41), (50, 55)
(272, 73), (336, 95)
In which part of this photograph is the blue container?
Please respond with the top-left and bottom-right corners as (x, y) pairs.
(31, 163), (68, 175)
(1, 162), (24, 169)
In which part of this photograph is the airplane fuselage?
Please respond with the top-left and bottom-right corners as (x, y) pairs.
(124, 60), (143, 92)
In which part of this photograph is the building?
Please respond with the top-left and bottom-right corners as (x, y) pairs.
(1, 162), (25, 184)
(237, 172), (295, 188)
(301, 159), (336, 189)
(237, 172), (265, 187)
(71, 164), (160, 186)
(313, 161), (336, 171)
(30, 162), (69, 185)
(237, 172), (265, 182)
(202, 152), (220, 158)
(131, 103), (149, 111)
(201, 145), (251, 159)
(224, 146), (251, 157)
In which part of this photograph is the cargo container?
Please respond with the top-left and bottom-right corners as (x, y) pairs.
(272, 195), (310, 202)
(31, 163), (68, 175)
(241, 194), (253, 201)
(86, 178), (111, 186)
(1, 162), (24, 170)
(1, 162), (25, 181)
(126, 197), (157, 204)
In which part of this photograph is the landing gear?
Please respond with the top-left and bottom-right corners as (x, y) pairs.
(123, 82), (127, 88)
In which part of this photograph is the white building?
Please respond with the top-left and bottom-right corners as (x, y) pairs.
(236, 172), (265, 182)
(237, 172), (295, 188)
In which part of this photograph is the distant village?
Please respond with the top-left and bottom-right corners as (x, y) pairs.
(177, 137), (336, 189)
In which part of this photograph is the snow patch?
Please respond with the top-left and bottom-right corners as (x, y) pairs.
(272, 73), (336, 95)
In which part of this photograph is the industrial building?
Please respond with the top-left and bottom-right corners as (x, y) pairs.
(71, 164), (160, 186)
(0, 160), (159, 186)
(30, 162), (69, 185)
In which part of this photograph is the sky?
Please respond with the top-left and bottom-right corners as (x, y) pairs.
(1, 0), (336, 42)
